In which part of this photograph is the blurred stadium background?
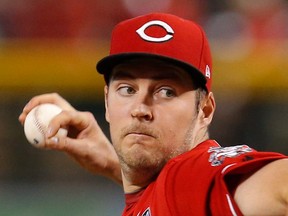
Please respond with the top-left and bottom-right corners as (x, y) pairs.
(0, 0), (287, 215)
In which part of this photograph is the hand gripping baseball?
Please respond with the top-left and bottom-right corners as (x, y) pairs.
(24, 103), (68, 148)
(19, 93), (122, 184)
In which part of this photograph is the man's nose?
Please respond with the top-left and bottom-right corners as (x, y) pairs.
(131, 95), (153, 121)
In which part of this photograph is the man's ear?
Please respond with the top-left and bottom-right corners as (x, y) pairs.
(200, 92), (216, 125)
(104, 85), (110, 123)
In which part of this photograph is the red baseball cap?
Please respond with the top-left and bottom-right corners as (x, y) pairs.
(96, 13), (212, 91)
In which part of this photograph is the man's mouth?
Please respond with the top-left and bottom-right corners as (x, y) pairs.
(121, 124), (157, 139)
(127, 132), (153, 138)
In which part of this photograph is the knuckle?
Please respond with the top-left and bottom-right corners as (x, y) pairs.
(51, 92), (61, 98)
(83, 111), (94, 119)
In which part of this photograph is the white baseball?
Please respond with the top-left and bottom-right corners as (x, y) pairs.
(24, 103), (68, 148)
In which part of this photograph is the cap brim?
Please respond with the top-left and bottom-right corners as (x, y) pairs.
(96, 53), (207, 89)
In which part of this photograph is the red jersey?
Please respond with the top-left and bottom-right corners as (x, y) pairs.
(123, 140), (286, 216)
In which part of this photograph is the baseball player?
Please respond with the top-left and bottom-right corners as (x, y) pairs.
(19, 13), (288, 215)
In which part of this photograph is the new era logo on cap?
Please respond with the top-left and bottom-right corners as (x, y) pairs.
(205, 65), (211, 79)
(97, 13), (213, 91)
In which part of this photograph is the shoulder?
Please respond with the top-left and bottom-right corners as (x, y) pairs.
(234, 158), (288, 215)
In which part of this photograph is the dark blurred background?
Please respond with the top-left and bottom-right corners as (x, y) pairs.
(0, 0), (287, 215)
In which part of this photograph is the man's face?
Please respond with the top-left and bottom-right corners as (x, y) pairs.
(105, 59), (205, 172)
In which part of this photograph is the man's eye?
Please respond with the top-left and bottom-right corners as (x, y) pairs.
(158, 88), (175, 98)
(118, 86), (136, 96)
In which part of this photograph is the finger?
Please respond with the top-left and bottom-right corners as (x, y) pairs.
(44, 134), (71, 151)
(23, 93), (75, 112)
(45, 135), (87, 155)
(19, 93), (75, 125)
(46, 110), (94, 139)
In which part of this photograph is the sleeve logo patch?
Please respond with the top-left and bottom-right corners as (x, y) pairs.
(208, 145), (253, 166)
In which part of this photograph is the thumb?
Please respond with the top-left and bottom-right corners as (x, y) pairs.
(45, 135), (78, 152)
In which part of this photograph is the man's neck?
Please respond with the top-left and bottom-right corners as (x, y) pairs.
(121, 166), (160, 193)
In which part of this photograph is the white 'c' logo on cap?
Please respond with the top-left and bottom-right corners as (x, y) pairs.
(136, 20), (174, 43)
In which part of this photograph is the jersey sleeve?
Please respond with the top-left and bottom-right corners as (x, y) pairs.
(209, 151), (287, 215)
(163, 143), (287, 216)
